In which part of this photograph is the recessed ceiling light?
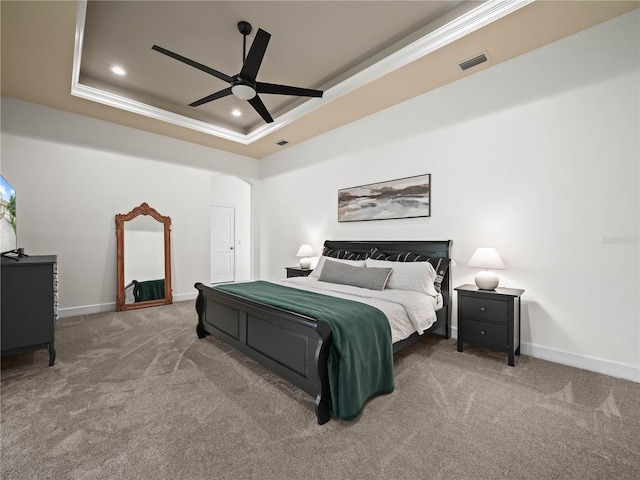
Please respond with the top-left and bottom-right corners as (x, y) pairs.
(110, 66), (126, 76)
(231, 109), (242, 117)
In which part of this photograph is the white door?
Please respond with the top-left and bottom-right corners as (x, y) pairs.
(210, 205), (235, 284)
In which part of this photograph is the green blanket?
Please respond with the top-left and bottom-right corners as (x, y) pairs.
(214, 281), (394, 420)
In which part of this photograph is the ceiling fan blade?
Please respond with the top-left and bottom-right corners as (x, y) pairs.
(248, 95), (274, 123)
(256, 82), (323, 98)
(152, 45), (233, 84)
(189, 88), (233, 107)
(239, 28), (271, 83)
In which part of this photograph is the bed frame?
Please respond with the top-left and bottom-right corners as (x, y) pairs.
(195, 240), (452, 424)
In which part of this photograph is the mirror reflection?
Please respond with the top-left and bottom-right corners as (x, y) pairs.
(116, 202), (172, 311)
(124, 216), (165, 304)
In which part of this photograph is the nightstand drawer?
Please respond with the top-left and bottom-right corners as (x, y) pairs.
(460, 319), (507, 348)
(461, 296), (508, 324)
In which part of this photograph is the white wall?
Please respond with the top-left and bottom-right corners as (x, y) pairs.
(259, 12), (639, 381)
(0, 97), (260, 315)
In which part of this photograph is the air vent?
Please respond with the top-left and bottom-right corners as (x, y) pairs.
(458, 51), (490, 71)
(275, 139), (289, 146)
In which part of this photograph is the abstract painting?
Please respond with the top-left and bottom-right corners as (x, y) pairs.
(338, 174), (430, 222)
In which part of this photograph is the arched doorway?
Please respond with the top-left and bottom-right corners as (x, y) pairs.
(210, 175), (252, 283)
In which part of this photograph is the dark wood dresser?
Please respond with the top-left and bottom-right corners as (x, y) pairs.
(1, 255), (58, 365)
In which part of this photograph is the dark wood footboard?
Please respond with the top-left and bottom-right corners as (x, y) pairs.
(195, 282), (333, 424)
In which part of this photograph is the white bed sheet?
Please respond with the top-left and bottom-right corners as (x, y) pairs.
(280, 277), (442, 343)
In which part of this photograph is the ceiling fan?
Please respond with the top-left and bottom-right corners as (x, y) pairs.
(152, 21), (324, 124)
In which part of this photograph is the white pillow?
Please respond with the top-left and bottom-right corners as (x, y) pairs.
(365, 258), (439, 296)
(309, 256), (365, 278)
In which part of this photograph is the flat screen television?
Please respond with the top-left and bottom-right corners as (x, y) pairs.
(1, 175), (18, 254)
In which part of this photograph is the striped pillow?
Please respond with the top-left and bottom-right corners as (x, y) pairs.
(322, 247), (366, 261)
(368, 247), (388, 260)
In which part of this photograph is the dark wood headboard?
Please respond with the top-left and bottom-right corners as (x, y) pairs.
(323, 240), (451, 259)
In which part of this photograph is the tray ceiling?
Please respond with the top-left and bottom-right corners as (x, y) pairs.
(2, 1), (637, 159)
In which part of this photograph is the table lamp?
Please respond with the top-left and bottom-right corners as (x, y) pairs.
(467, 247), (506, 290)
(296, 244), (315, 269)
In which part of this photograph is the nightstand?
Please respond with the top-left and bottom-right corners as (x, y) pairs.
(455, 284), (524, 366)
(286, 266), (313, 278)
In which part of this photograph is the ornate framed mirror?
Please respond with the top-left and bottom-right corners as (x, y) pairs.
(116, 203), (172, 311)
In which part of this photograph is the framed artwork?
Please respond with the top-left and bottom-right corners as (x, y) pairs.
(338, 174), (431, 222)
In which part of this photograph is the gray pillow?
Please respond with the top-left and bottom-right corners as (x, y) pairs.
(318, 259), (392, 291)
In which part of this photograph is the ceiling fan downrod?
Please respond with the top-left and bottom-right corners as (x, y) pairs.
(237, 21), (252, 63)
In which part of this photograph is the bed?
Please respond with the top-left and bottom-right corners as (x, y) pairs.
(194, 240), (452, 424)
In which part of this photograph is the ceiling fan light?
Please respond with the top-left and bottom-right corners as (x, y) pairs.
(231, 84), (256, 100)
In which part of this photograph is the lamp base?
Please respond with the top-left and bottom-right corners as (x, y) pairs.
(299, 257), (312, 269)
(475, 270), (499, 290)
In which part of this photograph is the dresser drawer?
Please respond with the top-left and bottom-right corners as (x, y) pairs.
(460, 319), (507, 348)
(460, 296), (508, 324)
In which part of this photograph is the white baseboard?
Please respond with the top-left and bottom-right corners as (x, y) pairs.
(450, 326), (639, 383)
(57, 302), (116, 318)
(57, 292), (199, 318)
(173, 292), (198, 303)
(520, 342), (639, 383)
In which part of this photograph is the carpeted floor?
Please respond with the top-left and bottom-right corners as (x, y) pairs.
(1, 301), (639, 480)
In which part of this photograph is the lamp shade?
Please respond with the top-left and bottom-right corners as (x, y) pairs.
(296, 244), (315, 258)
(467, 247), (506, 270)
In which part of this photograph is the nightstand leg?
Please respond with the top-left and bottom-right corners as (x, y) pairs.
(457, 338), (463, 353)
(48, 342), (56, 366)
(508, 351), (515, 367)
